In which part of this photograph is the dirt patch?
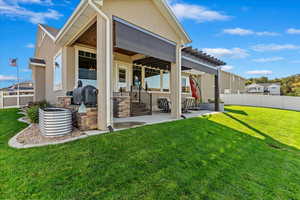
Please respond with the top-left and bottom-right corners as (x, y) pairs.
(16, 124), (86, 145)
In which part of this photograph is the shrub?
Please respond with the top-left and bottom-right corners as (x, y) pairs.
(27, 106), (40, 123)
(28, 101), (51, 109)
(26, 101), (51, 123)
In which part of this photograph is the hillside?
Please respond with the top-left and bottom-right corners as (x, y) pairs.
(246, 74), (300, 96)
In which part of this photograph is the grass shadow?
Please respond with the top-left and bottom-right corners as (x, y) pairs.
(225, 108), (248, 116)
(222, 112), (299, 152)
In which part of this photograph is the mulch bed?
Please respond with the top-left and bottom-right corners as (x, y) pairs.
(16, 124), (86, 145)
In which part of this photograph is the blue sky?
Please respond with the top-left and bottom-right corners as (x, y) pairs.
(1, 0), (300, 88)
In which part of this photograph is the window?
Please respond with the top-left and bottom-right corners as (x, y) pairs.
(119, 68), (126, 83)
(162, 72), (170, 92)
(118, 67), (127, 91)
(78, 50), (97, 87)
(53, 51), (62, 91)
(133, 66), (142, 87)
(145, 68), (161, 91)
(182, 76), (190, 93)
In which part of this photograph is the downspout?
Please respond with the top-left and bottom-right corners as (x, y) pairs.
(88, 0), (111, 127)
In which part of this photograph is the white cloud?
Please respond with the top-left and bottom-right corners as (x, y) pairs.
(223, 28), (254, 35)
(203, 47), (249, 58)
(252, 57), (284, 63)
(0, 0), (62, 24)
(223, 28), (279, 36)
(246, 70), (273, 75)
(221, 65), (234, 71)
(0, 75), (17, 81)
(12, 0), (53, 5)
(287, 28), (300, 34)
(256, 31), (279, 36)
(168, 1), (231, 23)
(26, 43), (35, 48)
(251, 44), (300, 52)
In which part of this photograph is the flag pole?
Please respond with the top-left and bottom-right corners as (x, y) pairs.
(17, 59), (20, 108)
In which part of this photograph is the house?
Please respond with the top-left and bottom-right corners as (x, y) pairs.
(0, 81), (34, 92)
(0, 81), (34, 108)
(246, 83), (281, 95)
(29, 0), (238, 131)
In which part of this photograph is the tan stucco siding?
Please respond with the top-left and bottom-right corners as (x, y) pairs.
(34, 27), (66, 104)
(201, 73), (215, 103)
(102, 0), (181, 44)
(220, 71), (246, 94)
(63, 46), (76, 91)
(200, 71), (246, 102)
(32, 66), (46, 102)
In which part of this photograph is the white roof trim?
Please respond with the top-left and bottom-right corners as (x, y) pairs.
(30, 62), (46, 67)
(160, 0), (192, 44)
(55, 0), (89, 43)
(38, 24), (56, 41)
(182, 56), (217, 71)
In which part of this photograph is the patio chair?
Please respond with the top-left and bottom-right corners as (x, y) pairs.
(182, 97), (195, 113)
(157, 98), (171, 113)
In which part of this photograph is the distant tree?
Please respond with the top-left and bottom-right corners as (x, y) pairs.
(247, 74), (300, 96)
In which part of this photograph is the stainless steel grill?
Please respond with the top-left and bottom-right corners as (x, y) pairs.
(39, 108), (72, 136)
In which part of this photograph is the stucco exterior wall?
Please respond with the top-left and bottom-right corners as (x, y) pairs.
(201, 73), (215, 103)
(33, 27), (75, 104)
(220, 71), (246, 94)
(102, 0), (181, 44)
(32, 66), (46, 102)
(199, 71), (246, 103)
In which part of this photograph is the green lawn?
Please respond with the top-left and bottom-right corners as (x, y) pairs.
(1, 106), (300, 200)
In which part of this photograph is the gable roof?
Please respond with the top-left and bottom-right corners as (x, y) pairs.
(259, 83), (281, 87)
(39, 24), (60, 41)
(55, 0), (191, 45)
(153, 0), (191, 44)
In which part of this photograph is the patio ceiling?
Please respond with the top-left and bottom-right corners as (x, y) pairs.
(133, 57), (191, 71)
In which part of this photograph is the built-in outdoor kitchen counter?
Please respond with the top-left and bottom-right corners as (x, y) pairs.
(57, 94), (132, 131)
(113, 92), (131, 118)
(57, 96), (98, 131)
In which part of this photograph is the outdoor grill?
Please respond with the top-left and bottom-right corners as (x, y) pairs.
(72, 81), (98, 106)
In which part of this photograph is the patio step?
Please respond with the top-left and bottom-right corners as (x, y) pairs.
(131, 102), (151, 117)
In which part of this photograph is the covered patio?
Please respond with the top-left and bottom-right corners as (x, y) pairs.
(55, 1), (225, 131)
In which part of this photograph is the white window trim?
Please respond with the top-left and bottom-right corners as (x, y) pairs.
(74, 45), (97, 87)
(115, 61), (130, 91)
(53, 49), (63, 91)
(181, 75), (191, 95)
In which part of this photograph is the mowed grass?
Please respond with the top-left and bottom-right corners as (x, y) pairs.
(1, 106), (300, 200)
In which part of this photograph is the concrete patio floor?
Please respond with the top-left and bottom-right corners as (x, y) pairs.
(113, 110), (219, 130)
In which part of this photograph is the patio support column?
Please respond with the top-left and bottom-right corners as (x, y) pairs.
(214, 69), (220, 111)
(97, 14), (112, 130)
(170, 45), (182, 119)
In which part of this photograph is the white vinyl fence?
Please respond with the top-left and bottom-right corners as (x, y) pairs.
(0, 90), (34, 109)
(221, 94), (300, 111)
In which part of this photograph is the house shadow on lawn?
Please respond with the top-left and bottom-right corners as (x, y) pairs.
(225, 108), (248, 116)
(202, 111), (300, 154)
